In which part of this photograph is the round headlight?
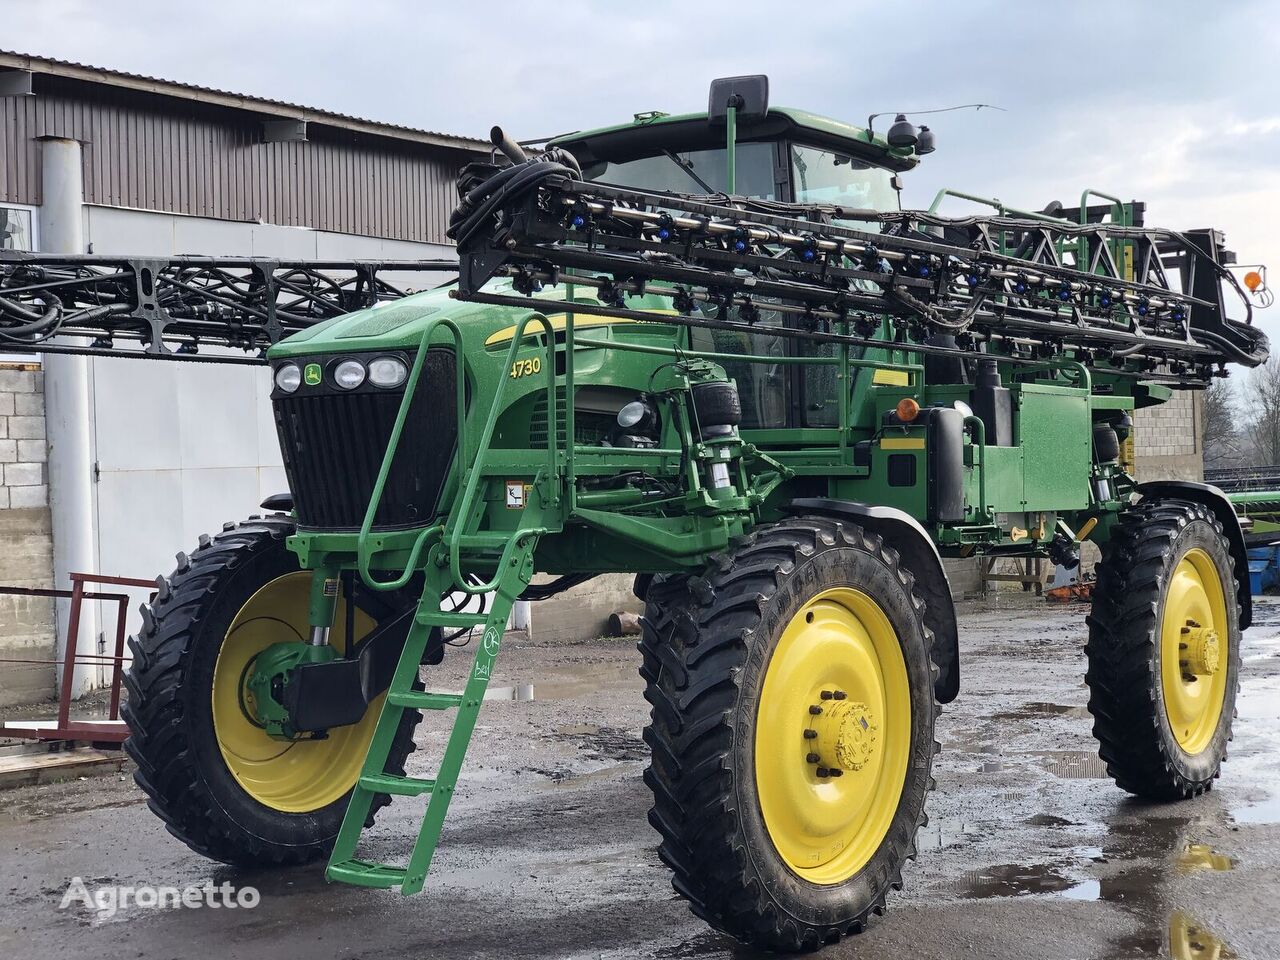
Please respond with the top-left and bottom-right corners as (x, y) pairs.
(333, 359), (366, 390)
(617, 400), (649, 429)
(368, 356), (408, 388)
(274, 363), (301, 393)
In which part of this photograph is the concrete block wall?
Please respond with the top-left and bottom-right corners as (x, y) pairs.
(1133, 391), (1203, 482)
(0, 361), (57, 708)
(0, 363), (48, 510)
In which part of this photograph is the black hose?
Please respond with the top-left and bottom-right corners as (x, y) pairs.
(447, 157), (581, 250)
(0, 292), (64, 340)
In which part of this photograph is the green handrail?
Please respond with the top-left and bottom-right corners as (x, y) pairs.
(444, 311), (559, 595)
(357, 316), (465, 591)
(356, 309), (561, 596)
(1077, 189), (1128, 269)
(927, 188), (1067, 223)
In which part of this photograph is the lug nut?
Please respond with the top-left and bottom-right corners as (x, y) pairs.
(832, 691), (847, 700)
(816, 767), (830, 778)
(828, 769), (844, 778)
(806, 752), (821, 764)
(803, 729), (817, 739)
(810, 705), (823, 715)
(820, 690), (834, 700)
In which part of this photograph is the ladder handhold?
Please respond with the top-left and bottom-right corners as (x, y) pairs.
(359, 772), (436, 797)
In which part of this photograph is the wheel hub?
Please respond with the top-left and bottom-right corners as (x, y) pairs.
(1179, 619), (1220, 679)
(806, 691), (879, 776)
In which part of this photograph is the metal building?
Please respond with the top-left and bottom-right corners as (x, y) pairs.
(0, 51), (487, 706)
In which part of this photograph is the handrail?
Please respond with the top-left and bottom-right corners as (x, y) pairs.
(1078, 189), (1127, 226)
(444, 311), (559, 594)
(357, 316), (465, 591)
(357, 308), (560, 595)
(927, 188), (1067, 223)
(963, 414), (987, 518)
(573, 335), (925, 381)
(1076, 189), (1129, 271)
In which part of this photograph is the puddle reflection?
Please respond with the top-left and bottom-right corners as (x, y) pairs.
(1168, 910), (1236, 960)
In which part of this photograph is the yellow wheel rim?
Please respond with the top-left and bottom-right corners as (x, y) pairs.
(1160, 548), (1229, 755)
(210, 572), (384, 813)
(755, 587), (911, 885)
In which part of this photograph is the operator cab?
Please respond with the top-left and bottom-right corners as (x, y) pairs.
(551, 107), (913, 211)
(550, 83), (922, 435)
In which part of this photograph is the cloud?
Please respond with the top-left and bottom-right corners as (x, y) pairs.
(6, 0), (1278, 358)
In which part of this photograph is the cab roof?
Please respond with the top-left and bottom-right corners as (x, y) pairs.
(549, 106), (918, 173)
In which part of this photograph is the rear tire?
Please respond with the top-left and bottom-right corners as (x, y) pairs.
(1086, 499), (1241, 800)
(123, 515), (421, 866)
(640, 516), (937, 951)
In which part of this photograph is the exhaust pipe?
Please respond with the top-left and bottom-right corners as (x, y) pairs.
(489, 126), (527, 165)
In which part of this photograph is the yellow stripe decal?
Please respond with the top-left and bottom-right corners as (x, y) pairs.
(484, 310), (678, 347)
(879, 437), (925, 451)
(871, 369), (910, 386)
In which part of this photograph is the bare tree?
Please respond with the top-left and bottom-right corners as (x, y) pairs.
(1246, 356), (1280, 467)
(1202, 377), (1241, 466)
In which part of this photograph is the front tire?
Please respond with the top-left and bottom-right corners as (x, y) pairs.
(640, 516), (938, 951)
(1086, 498), (1241, 800)
(123, 515), (421, 866)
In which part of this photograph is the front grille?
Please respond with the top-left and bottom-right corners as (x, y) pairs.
(273, 349), (458, 530)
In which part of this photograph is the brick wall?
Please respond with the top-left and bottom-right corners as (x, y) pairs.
(0, 361), (57, 708)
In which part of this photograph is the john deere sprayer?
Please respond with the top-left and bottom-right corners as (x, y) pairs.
(0, 76), (1270, 951)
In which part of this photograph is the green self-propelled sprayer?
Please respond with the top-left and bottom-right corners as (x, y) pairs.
(0, 76), (1271, 951)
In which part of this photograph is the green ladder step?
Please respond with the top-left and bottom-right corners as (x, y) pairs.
(359, 772), (436, 797)
(326, 859), (408, 889)
(386, 690), (464, 710)
(327, 533), (539, 897)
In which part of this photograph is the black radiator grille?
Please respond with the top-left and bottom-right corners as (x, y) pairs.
(272, 349), (458, 530)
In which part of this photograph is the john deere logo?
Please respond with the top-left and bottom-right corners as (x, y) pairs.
(304, 363), (322, 386)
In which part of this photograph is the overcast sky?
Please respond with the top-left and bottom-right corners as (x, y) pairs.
(6, 0), (1280, 355)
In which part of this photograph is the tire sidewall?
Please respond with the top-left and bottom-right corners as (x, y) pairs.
(1154, 517), (1240, 783)
(730, 534), (935, 928)
(180, 535), (351, 850)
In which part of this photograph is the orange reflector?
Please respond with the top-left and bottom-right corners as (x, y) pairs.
(896, 397), (920, 422)
(1244, 270), (1263, 292)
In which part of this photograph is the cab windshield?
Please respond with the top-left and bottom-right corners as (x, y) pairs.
(583, 141), (777, 198)
(790, 143), (898, 211)
(581, 137), (897, 432)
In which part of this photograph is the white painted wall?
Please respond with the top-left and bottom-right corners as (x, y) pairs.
(79, 205), (455, 644)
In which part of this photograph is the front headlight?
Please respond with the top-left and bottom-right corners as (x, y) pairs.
(274, 363), (302, 393)
(368, 356), (408, 388)
(333, 359), (366, 390)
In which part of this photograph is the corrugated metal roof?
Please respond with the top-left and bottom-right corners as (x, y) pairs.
(0, 50), (490, 153)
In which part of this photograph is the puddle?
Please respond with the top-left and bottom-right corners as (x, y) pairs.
(1168, 911), (1237, 960)
(992, 701), (1090, 720)
(483, 684), (535, 701)
(965, 750), (1110, 778)
(1026, 814), (1079, 827)
(915, 818), (984, 852)
(960, 862), (1080, 899)
(520, 662), (638, 700)
(1175, 843), (1236, 874)
(1032, 750), (1111, 779)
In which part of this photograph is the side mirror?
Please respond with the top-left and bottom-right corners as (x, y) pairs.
(708, 75), (769, 125)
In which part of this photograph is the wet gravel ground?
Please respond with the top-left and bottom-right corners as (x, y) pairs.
(1, 594), (1278, 959)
